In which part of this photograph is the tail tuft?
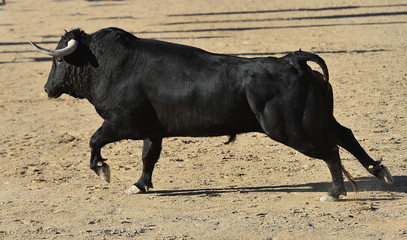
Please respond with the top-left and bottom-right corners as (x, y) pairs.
(224, 134), (237, 145)
(342, 165), (359, 193)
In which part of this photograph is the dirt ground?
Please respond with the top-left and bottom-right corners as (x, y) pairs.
(1, 0), (407, 239)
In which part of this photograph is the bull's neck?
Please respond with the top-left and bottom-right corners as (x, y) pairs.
(66, 66), (93, 101)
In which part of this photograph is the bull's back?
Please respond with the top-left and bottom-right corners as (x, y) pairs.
(137, 45), (263, 136)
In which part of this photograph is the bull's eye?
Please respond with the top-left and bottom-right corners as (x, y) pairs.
(57, 58), (63, 64)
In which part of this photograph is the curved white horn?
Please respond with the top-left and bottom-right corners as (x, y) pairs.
(29, 39), (78, 57)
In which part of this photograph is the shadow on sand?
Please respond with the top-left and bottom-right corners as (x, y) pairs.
(164, 11), (407, 26)
(152, 176), (407, 200)
(167, 4), (407, 17)
(135, 21), (407, 35)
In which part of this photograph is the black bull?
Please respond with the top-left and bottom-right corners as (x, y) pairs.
(30, 27), (393, 201)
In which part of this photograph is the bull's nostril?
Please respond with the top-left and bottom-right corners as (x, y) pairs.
(44, 88), (48, 93)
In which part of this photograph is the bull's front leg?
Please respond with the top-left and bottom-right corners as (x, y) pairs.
(90, 146), (110, 184)
(89, 121), (122, 183)
(126, 138), (162, 194)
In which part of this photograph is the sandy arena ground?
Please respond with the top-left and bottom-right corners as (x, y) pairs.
(1, 0), (407, 239)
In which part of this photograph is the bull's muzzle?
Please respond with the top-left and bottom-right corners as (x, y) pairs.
(44, 85), (62, 98)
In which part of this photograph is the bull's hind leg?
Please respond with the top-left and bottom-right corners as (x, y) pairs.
(319, 151), (347, 202)
(126, 138), (162, 194)
(268, 132), (347, 201)
(247, 93), (349, 201)
(255, 117), (347, 200)
(332, 119), (393, 184)
(293, 140), (347, 202)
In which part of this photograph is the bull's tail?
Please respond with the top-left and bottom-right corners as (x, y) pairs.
(224, 134), (237, 145)
(342, 165), (359, 193)
(285, 49), (329, 82)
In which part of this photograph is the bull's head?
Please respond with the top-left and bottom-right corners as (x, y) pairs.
(30, 29), (98, 99)
(30, 39), (78, 98)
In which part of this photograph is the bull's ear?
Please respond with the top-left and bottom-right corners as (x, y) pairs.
(64, 29), (68, 33)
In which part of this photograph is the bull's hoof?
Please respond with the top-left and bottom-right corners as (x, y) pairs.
(97, 163), (111, 184)
(375, 165), (394, 185)
(125, 185), (151, 194)
(319, 195), (339, 202)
